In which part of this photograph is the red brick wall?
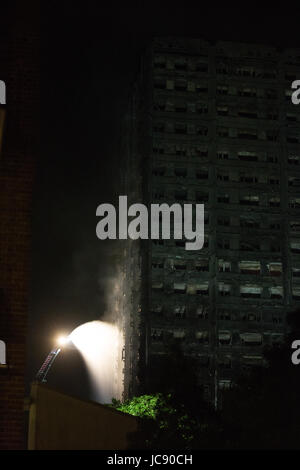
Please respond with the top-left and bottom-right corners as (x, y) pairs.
(0, 2), (39, 449)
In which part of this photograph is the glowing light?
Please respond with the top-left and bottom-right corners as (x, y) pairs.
(69, 320), (122, 404)
(56, 335), (70, 347)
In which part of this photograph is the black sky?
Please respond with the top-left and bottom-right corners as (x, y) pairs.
(27, 6), (300, 399)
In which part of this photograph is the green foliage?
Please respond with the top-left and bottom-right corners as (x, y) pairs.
(110, 392), (206, 449)
(111, 393), (165, 419)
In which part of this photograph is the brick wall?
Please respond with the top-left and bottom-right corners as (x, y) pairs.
(0, 2), (39, 449)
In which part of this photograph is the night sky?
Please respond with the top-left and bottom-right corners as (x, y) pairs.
(27, 6), (300, 399)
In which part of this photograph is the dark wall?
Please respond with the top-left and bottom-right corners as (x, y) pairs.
(0, 2), (39, 449)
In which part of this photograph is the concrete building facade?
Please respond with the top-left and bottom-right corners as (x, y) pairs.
(121, 37), (300, 405)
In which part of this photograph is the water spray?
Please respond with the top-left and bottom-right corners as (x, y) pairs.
(35, 321), (123, 403)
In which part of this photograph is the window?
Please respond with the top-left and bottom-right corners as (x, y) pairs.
(197, 126), (208, 136)
(152, 282), (163, 291)
(288, 156), (300, 165)
(270, 243), (281, 253)
(153, 122), (165, 133)
(242, 355), (263, 365)
(196, 148), (208, 158)
(243, 312), (261, 322)
(219, 380), (232, 390)
(266, 89), (277, 99)
(269, 176), (279, 185)
(236, 66), (255, 77)
(289, 198), (300, 209)
(219, 309), (235, 321)
(239, 87), (256, 97)
(173, 330), (186, 339)
(166, 79), (174, 90)
(293, 287), (300, 300)
(196, 191), (209, 202)
(196, 307), (208, 319)
(218, 331), (231, 346)
(286, 113), (297, 122)
(218, 260), (231, 272)
(217, 171), (229, 182)
(238, 109), (257, 119)
(195, 259), (209, 272)
(269, 197), (280, 207)
(153, 189), (164, 200)
(152, 259), (164, 269)
(151, 329), (164, 341)
(217, 106), (228, 116)
(239, 195), (259, 206)
(240, 240), (260, 251)
(187, 283), (209, 295)
(218, 216), (230, 226)
(272, 314), (283, 324)
(240, 286), (262, 298)
(196, 168), (209, 180)
(267, 111), (278, 120)
(269, 286), (283, 299)
(239, 175), (258, 183)
(152, 167), (166, 176)
(175, 144), (186, 156)
(196, 103), (208, 114)
(239, 261), (261, 275)
(268, 263), (282, 276)
(195, 62), (208, 72)
(290, 221), (300, 232)
(291, 242), (300, 254)
(151, 304), (163, 314)
(174, 58), (187, 71)
(173, 306), (186, 318)
(218, 151), (229, 160)
(218, 283), (231, 296)
(153, 239), (164, 246)
(218, 194), (230, 204)
(287, 134), (300, 144)
(292, 268), (300, 278)
(240, 217), (259, 229)
(238, 129), (257, 140)
(217, 86), (228, 95)
(153, 144), (164, 154)
(174, 282), (186, 294)
(175, 79), (187, 91)
(174, 122), (187, 134)
(240, 332), (263, 345)
(174, 101), (187, 113)
(218, 239), (230, 250)
(174, 260), (186, 271)
(238, 151), (258, 162)
(218, 127), (229, 138)
(154, 56), (166, 69)
(196, 84), (208, 93)
(288, 177), (300, 187)
(195, 331), (209, 344)
(174, 167), (187, 178)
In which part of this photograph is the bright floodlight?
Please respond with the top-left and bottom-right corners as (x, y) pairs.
(56, 335), (70, 347)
